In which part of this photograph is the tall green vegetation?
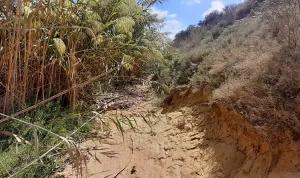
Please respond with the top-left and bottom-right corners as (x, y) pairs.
(0, 0), (164, 114)
(0, 0), (167, 176)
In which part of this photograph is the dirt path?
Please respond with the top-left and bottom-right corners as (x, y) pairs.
(60, 84), (246, 178)
(61, 84), (300, 178)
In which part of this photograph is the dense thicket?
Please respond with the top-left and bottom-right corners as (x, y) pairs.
(0, 0), (165, 114)
(0, 0), (168, 176)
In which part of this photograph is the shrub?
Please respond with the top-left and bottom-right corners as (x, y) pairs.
(212, 27), (223, 39)
(266, 0), (300, 49)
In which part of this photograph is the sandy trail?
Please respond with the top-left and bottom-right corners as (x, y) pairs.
(61, 84), (300, 178)
(61, 84), (244, 178)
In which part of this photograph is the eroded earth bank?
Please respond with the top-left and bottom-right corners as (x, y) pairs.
(62, 85), (300, 178)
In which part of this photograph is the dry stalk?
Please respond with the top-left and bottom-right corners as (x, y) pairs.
(0, 67), (119, 124)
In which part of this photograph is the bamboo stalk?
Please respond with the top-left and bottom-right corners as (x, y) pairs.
(0, 66), (119, 124)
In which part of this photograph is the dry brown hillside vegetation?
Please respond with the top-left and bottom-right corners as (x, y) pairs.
(159, 0), (300, 147)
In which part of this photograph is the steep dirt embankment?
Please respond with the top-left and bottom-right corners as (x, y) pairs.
(62, 85), (300, 178)
(164, 86), (300, 178)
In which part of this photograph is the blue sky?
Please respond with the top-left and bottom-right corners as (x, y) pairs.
(150, 0), (244, 39)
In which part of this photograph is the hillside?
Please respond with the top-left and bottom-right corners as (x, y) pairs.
(153, 0), (300, 176)
(158, 0), (300, 145)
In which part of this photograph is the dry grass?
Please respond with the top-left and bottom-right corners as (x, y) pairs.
(186, 16), (276, 87)
(210, 23), (300, 142)
(0, 0), (95, 113)
(207, 1), (300, 142)
(174, 7), (300, 143)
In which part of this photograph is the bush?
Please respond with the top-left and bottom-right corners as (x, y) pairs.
(212, 27), (223, 39)
(266, 0), (300, 49)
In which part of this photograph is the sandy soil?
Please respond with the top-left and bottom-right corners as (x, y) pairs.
(61, 84), (237, 178)
(60, 84), (300, 178)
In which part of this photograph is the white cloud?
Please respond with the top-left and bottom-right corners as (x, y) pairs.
(181, 0), (201, 5)
(149, 7), (177, 19)
(202, 0), (225, 17)
(169, 14), (177, 18)
(149, 7), (184, 39)
(163, 19), (185, 39)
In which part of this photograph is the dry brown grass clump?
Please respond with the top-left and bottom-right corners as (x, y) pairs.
(212, 50), (300, 142)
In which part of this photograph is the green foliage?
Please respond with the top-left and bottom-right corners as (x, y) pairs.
(116, 17), (135, 35)
(0, 102), (93, 177)
(0, 0), (166, 113)
(122, 54), (134, 70)
(53, 38), (67, 57)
